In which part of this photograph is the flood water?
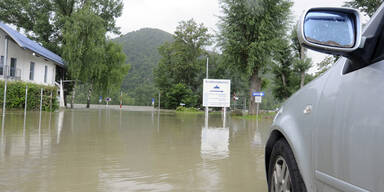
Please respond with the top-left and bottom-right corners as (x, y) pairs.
(0, 109), (272, 192)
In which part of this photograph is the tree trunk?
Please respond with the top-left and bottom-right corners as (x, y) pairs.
(300, 71), (305, 88)
(248, 69), (261, 115)
(64, 95), (67, 109)
(281, 74), (287, 88)
(86, 84), (93, 108)
(71, 82), (76, 109)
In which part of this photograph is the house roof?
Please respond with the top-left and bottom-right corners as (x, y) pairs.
(0, 22), (64, 67)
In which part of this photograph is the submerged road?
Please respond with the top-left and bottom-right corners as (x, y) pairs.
(0, 109), (271, 191)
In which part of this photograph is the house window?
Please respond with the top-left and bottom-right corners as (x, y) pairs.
(0, 56), (3, 75)
(29, 62), (35, 80)
(44, 65), (48, 83)
(10, 58), (16, 77)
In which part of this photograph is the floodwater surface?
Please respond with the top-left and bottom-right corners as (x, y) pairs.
(0, 109), (272, 192)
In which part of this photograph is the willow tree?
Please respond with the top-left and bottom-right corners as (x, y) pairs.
(0, 0), (123, 54)
(62, 6), (106, 108)
(219, 0), (292, 114)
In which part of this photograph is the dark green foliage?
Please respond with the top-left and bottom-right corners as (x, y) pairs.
(344, 0), (382, 17)
(62, 6), (106, 83)
(271, 39), (295, 101)
(96, 41), (129, 96)
(218, 0), (292, 114)
(163, 83), (198, 109)
(112, 28), (174, 106)
(0, 0), (123, 54)
(154, 19), (212, 109)
(0, 81), (58, 111)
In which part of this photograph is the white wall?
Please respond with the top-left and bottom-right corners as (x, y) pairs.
(0, 29), (57, 86)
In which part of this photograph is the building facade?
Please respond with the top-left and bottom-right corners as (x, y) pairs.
(0, 22), (64, 86)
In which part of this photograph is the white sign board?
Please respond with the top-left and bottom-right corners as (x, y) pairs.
(203, 79), (231, 107)
(255, 96), (262, 103)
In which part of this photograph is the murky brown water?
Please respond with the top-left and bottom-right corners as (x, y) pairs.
(0, 109), (272, 192)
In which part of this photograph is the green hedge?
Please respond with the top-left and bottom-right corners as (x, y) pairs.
(0, 81), (58, 111)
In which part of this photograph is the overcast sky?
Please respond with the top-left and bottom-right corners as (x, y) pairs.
(116, 0), (348, 68)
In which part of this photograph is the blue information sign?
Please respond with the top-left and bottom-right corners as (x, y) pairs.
(252, 92), (265, 97)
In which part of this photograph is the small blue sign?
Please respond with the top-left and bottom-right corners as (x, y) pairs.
(152, 98), (155, 102)
(252, 92), (265, 97)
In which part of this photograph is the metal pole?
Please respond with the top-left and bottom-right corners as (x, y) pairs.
(24, 85), (28, 114)
(39, 88), (43, 139)
(206, 57), (209, 79)
(158, 92), (160, 111)
(223, 107), (226, 128)
(205, 57), (209, 115)
(23, 85), (27, 138)
(49, 91), (52, 112)
(2, 37), (8, 117)
(24, 85), (28, 135)
(256, 103), (259, 120)
(39, 88), (43, 112)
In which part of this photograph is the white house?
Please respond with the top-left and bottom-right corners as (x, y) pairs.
(0, 22), (64, 86)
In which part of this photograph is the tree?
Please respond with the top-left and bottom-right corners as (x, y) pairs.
(154, 19), (212, 109)
(272, 39), (295, 101)
(96, 41), (130, 99)
(62, 6), (106, 108)
(290, 25), (312, 88)
(314, 56), (337, 78)
(219, 0), (292, 114)
(0, 0), (123, 54)
(344, 0), (382, 17)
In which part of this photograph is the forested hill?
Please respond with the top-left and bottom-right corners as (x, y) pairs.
(113, 28), (173, 105)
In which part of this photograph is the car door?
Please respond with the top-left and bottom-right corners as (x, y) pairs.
(313, 57), (384, 192)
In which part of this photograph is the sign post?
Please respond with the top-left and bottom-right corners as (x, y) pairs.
(252, 92), (265, 119)
(203, 79), (231, 124)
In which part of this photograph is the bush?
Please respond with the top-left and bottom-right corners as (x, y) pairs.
(0, 81), (58, 111)
(176, 106), (200, 112)
(163, 83), (198, 109)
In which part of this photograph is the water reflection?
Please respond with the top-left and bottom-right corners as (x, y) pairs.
(201, 127), (229, 160)
(0, 110), (271, 192)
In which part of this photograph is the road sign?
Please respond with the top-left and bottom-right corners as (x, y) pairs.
(152, 98), (155, 106)
(203, 79), (231, 107)
(255, 96), (262, 103)
(252, 92), (265, 97)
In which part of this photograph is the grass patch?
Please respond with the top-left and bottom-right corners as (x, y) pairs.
(233, 111), (276, 120)
(175, 106), (203, 113)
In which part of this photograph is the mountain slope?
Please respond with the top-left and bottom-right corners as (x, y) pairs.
(113, 28), (173, 105)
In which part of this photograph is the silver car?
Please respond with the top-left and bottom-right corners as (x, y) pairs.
(265, 3), (384, 192)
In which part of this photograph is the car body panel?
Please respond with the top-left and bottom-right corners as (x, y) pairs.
(313, 58), (384, 192)
(270, 68), (331, 191)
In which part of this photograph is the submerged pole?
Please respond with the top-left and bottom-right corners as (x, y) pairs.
(205, 57), (209, 116)
(2, 37), (8, 118)
(40, 88), (43, 112)
(24, 85), (28, 114)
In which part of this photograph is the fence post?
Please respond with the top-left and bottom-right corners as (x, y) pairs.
(40, 88), (43, 112)
(24, 85), (28, 115)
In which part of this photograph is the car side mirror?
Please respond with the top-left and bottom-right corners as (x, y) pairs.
(298, 8), (362, 56)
